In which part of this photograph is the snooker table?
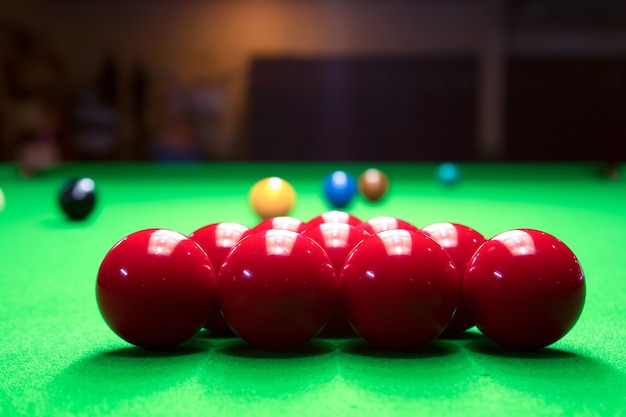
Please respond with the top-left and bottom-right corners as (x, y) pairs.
(1, 161), (625, 417)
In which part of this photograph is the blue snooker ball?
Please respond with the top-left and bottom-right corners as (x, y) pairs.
(323, 171), (357, 208)
(437, 162), (460, 186)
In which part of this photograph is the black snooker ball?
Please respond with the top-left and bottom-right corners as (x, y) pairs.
(59, 177), (97, 221)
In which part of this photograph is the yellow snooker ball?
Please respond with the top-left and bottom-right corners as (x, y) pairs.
(249, 177), (296, 219)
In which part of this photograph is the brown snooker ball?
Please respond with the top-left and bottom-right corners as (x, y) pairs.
(358, 168), (389, 202)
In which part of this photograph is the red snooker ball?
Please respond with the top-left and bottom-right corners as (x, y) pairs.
(96, 229), (217, 350)
(357, 216), (419, 235)
(218, 229), (337, 350)
(463, 229), (585, 350)
(306, 211), (362, 229)
(303, 223), (371, 277)
(246, 216), (308, 237)
(340, 229), (459, 350)
(420, 222), (486, 336)
(189, 222), (249, 335)
(303, 223), (371, 337)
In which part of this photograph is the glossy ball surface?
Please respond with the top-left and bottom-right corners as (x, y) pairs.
(463, 229), (585, 350)
(97, 229), (217, 349)
(248, 216), (308, 235)
(59, 177), (97, 221)
(358, 168), (389, 202)
(306, 211), (362, 229)
(249, 177), (296, 219)
(304, 223), (371, 277)
(0, 187), (4, 212)
(303, 223), (371, 337)
(218, 229), (337, 349)
(340, 229), (459, 349)
(437, 162), (460, 186)
(189, 222), (249, 335)
(190, 222), (250, 270)
(323, 171), (357, 208)
(358, 216), (419, 235)
(420, 222), (486, 336)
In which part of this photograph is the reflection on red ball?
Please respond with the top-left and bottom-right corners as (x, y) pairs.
(306, 211), (362, 229)
(189, 222), (249, 335)
(357, 216), (418, 235)
(97, 229), (217, 349)
(218, 229), (337, 349)
(464, 229), (585, 350)
(340, 229), (459, 350)
(244, 216), (308, 239)
(303, 223), (370, 337)
(420, 222), (486, 336)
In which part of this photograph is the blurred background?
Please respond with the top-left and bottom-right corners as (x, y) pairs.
(1, 0), (625, 163)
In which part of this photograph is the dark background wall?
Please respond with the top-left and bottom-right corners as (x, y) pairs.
(1, 1), (625, 162)
(248, 56), (477, 161)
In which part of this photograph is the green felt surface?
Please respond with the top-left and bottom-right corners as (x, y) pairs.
(1, 162), (625, 417)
